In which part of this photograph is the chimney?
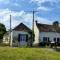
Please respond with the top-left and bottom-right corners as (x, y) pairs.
(35, 20), (37, 24)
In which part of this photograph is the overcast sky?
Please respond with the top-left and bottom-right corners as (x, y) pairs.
(0, 0), (60, 30)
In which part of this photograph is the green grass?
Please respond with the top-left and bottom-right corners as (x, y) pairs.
(0, 47), (60, 60)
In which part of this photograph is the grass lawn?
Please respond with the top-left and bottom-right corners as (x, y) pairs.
(0, 47), (60, 60)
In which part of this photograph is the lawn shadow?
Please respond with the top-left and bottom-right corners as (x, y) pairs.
(53, 47), (60, 52)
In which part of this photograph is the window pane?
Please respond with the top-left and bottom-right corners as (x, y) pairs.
(57, 38), (60, 43)
(54, 38), (56, 42)
(43, 37), (47, 42)
(43, 37), (50, 43)
(19, 34), (26, 41)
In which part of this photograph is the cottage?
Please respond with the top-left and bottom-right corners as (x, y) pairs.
(3, 21), (60, 47)
(34, 21), (60, 46)
(3, 23), (31, 47)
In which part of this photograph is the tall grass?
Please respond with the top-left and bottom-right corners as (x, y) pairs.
(0, 47), (60, 60)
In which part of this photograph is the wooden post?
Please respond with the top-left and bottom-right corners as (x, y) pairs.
(32, 11), (34, 32)
(10, 15), (12, 46)
(32, 10), (35, 46)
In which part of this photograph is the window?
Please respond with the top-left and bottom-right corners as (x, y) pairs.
(54, 38), (56, 42)
(54, 38), (60, 43)
(20, 34), (26, 41)
(18, 34), (28, 42)
(43, 37), (49, 43)
(57, 38), (60, 43)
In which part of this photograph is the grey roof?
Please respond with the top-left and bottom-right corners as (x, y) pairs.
(13, 23), (31, 32)
(36, 23), (60, 32)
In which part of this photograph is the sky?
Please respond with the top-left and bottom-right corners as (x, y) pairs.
(0, 0), (60, 30)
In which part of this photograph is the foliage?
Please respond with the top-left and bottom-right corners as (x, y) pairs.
(53, 21), (59, 27)
(0, 23), (6, 42)
(0, 47), (60, 60)
(13, 36), (18, 43)
(28, 31), (35, 47)
(0, 43), (10, 46)
(29, 31), (35, 40)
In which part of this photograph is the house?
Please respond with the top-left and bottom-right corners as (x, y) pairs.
(33, 21), (60, 46)
(3, 23), (31, 47)
(3, 32), (10, 44)
(3, 21), (60, 47)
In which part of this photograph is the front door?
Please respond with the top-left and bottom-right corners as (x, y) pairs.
(18, 34), (28, 46)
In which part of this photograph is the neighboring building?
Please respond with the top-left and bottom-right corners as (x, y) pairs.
(3, 21), (60, 47)
(34, 21), (60, 46)
(3, 32), (10, 44)
(3, 23), (31, 47)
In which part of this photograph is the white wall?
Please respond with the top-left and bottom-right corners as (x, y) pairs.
(12, 30), (29, 37)
(34, 22), (39, 45)
(3, 36), (10, 44)
(40, 32), (60, 42)
(12, 30), (29, 46)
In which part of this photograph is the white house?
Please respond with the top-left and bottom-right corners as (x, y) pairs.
(34, 21), (60, 46)
(3, 21), (60, 47)
(3, 23), (31, 47)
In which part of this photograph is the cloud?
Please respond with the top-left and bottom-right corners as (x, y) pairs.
(35, 16), (53, 24)
(0, 8), (54, 30)
(13, 3), (19, 6)
(37, 6), (50, 11)
(0, 9), (25, 29)
(30, 0), (60, 11)
(31, 0), (60, 4)
(30, 0), (54, 11)
(0, 8), (33, 30)
(0, 0), (10, 4)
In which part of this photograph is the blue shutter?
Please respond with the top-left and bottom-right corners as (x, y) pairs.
(26, 34), (28, 42)
(18, 34), (20, 42)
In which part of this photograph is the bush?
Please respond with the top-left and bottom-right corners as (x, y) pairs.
(39, 42), (49, 47)
(0, 43), (10, 47)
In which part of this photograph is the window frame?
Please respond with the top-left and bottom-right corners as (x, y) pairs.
(43, 37), (49, 43)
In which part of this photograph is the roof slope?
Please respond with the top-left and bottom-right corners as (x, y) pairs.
(13, 23), (31, 32)
(36, 23), (60, 32)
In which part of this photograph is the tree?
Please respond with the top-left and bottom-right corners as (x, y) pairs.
(53, 21), (59, 27)
(0, 23), (6, 42)
(53, 21), (59, 48)
(28, 31), (35, 47)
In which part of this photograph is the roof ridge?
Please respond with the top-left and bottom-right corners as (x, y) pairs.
(37, 23), (52, 26)
(36, 22), (60, 32)
(13, 22), (31, 31)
